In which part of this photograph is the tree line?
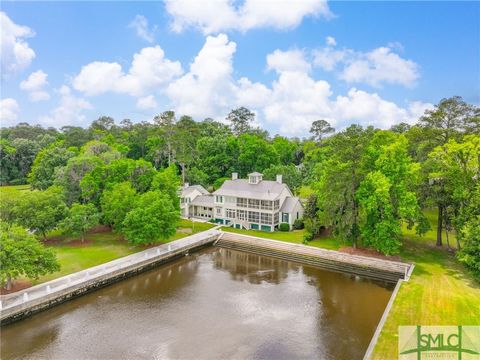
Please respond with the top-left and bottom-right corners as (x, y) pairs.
(0, 97), (479, 286)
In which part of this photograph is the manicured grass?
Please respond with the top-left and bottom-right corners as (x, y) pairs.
(0, 184), (31, 192)
(402, 208), (458, 249)
(35, 232), (136, 283)
(372, 212), (479, 359)
(31, 219), (214, 284)
(220, 226), (341, 250)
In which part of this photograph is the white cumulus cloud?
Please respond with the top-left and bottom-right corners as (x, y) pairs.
(0, 12), (36, 76)
(129, 15), (156, 43)
(326, 36), (336, 46)
(39, 86), (92, 127)
(267, 49), (311, 73)
(163, 34), (430, 136)
(314, 41), (419, 87)
(73, 45), (183, 97)
(166, 34), (238, 118)
(0, 98), (20, 124)
(136, 95), (158, 109)
(164, 0), (331, 34)
(20, 70), (50, 101)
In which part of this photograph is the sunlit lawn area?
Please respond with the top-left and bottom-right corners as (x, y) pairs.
(372, 210), (479, 359)
(221, 226), (341, 250)
(30, 219), (214, 284)
(0, 184), (31, 191)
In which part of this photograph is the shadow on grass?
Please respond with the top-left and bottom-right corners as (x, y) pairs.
(445, 268), (480, 289)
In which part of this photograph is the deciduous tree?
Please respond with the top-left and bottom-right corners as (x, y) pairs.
(60, 203), (100, 241)
(14, 186), (67, 238)
(0, 221), (60, 290)
(122, 191), (179, 245)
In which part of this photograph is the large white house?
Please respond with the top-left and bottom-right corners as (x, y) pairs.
(180, 172), (303, 231)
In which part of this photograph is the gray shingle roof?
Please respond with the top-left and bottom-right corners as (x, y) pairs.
(191, 194), (214, 207)
(280, 196), (301, 213)
(213, 179), (288, 200)
(181, 185), (209, 197)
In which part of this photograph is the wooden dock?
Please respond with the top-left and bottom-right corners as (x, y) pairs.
(215, 232), (413, 282)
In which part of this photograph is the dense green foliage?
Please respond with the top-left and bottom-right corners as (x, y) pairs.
(0, 221), (60, 289)
(0, 96), (478, 280)
(14, 186), (68, 238)
(122, 191), (179, 245)
(100, 182), (137, 232)
(279, 223), (290, 231)
(60, 203), (100, 241)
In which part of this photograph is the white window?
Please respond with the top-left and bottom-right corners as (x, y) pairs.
(261, 213), (272, 224)
(261, 200), (272, 210)
(226, 208), (236, 218)
(248, 211), (259, 223)
(248, 199), (260, 209)
(274, 200), (280, 210)
(215, 195), (224, 203)
(216, 207), (222, 215)
(237, 210), (246, 220)
(225, 196), (236, 203)
(237, 198), (248, 207)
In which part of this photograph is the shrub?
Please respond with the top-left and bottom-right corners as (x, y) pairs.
(279, 222), (290, 231)
(293, 218), (304, 230)
(303, 231), (314, 244)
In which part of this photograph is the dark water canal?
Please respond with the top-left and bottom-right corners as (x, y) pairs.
(1, 247), (394, 359)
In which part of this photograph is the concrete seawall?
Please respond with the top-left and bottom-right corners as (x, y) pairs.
(0, 229), (220, 325)
(216, 232), (413, 282)
(1, 229), (413, 325)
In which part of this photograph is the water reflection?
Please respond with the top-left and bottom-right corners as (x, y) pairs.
(1, 247), (393, 360)
(212, 248), (296, 284)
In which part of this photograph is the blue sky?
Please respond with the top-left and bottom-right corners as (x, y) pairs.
(1, 1), (479, 136)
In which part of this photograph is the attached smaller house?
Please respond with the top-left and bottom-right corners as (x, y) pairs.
(180, 184), (214, 219)
(180, 172), (303, 231)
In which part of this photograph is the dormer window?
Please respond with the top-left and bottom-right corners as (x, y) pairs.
(248, 172), (263, 184)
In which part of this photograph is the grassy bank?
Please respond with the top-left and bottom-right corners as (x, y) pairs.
(31, 219), (214, 284)
(220, 226), (341, 250)
(371, 214), (479, 358)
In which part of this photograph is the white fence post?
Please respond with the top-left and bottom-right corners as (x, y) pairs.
(23, 292), (29, 302)
(46, 285), (51, 294)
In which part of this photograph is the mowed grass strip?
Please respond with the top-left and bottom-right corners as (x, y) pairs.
(371, 212), (480, 359)
(220, 226), (341, 250)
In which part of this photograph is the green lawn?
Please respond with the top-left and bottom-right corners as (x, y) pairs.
(371, 213), (480, 359)
(220, 226), (341, 250)
(371, 239), (480, 359)
(31, 219), (214, 284)
(0, 184), (31, 191)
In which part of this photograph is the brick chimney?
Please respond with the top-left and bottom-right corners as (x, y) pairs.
(276, 175), (282, 184)
(232, 172), (238, 180)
